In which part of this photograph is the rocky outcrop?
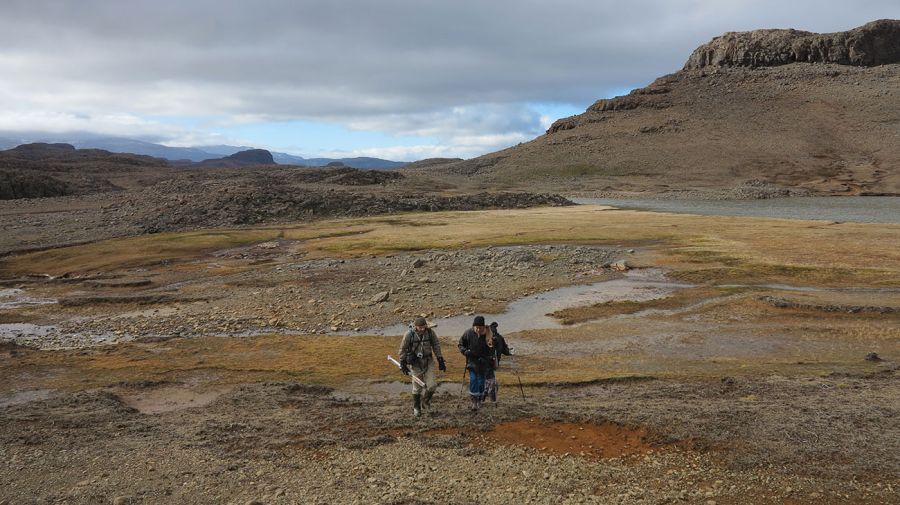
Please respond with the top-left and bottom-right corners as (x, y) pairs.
(321, 168), (403, 185)
(139, 188), (572, 233)
(547, 75), (677, 133)
(228, 149), (275, 164)
(0, 170), (70, 199)
(195, 149), (276, 168)
(684, 19), (900, 70)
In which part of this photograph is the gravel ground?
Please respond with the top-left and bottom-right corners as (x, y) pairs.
(2, 245), (625, 349)
(1, 379), (897, 505)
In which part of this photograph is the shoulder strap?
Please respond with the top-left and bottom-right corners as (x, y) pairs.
(403, 329), (415, 351)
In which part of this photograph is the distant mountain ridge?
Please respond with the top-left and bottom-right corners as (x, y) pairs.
(0, 134), (407, 169)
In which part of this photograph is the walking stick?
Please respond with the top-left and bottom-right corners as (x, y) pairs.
(387, 355), (426, 388)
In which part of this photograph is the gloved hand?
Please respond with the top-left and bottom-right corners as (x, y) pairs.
(463, 349), (472, 357)
(400, 358), (410, 375)
(437, 357), (447, 371)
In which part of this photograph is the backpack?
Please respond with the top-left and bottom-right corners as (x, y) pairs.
(404, 327), (435, 363)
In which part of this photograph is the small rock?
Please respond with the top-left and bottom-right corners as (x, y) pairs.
(610, 259), (630, 271)
(865, 352), (882, 361)
(113, 497), (134, 505)
(371, 291), (390, 303)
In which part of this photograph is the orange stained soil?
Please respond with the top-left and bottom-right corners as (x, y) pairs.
(478, 418), (671, 459)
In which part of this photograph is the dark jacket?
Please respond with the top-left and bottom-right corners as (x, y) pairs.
(491, 332), (512, 366)
(458, 327), (494, 374)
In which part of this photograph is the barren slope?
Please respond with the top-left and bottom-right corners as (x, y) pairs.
(409, 20), (900, 197)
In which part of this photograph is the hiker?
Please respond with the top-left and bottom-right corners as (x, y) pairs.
(485, 321), (513, 402)
(399, 316), (446, 417)
(457, 315), (494, 411)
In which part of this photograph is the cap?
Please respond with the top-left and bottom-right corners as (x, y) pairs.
(472, 316), (485, 327)
(414, 316), (427, 327)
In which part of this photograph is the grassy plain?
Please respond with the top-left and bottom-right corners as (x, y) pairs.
(4, 205), (900, 286)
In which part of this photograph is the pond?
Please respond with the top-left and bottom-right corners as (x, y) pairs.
(569, 196), (900, 224)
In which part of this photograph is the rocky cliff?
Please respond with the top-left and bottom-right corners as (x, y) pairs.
(684, 19), (900, 69)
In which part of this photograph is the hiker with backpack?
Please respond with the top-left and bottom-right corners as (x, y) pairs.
(399, 316), (446, 417)
(457, 315), (494, 411)
(484, 321), (513, 402)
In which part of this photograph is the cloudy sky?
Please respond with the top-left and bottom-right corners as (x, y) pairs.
(1, 1), (897, 160)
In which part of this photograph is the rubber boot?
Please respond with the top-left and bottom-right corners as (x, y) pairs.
(422, 390), (434, 414)
(470, 396), (479, 412)
(413, 394), (421, 417)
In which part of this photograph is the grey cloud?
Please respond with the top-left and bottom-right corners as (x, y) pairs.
(0, 0), (897, 146)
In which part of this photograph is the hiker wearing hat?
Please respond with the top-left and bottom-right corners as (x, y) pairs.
(399, 316), (446, 416)
(485, 321), (513, 402)
(457, 315), (494, 411)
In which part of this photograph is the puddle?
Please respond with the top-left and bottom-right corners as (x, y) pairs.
(435, 417), (675, 459)
(0, 389), (57, 408)
(0, 288), (57, 309)
(0, 323), (57, 337)
(369, 380), (461, 396)
(0, 323), (121, 349)
(117, 385), (234, 414)
(346, 269), (693, 336)
(329, 380), (463, 402)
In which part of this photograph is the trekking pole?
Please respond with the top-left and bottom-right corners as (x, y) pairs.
(515, 369), (526, 400)
(508, 357), (526, 400)
(387, 355), (426, 388)
(459, 365), (467, 395)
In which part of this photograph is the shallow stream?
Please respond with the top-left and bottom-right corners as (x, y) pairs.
(348, 269), (693, 337)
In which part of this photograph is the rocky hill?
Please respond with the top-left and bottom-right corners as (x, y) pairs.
(193, 148), (277, 168)
(0, 143), (174, 199)
(409, 20), (900, 197)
